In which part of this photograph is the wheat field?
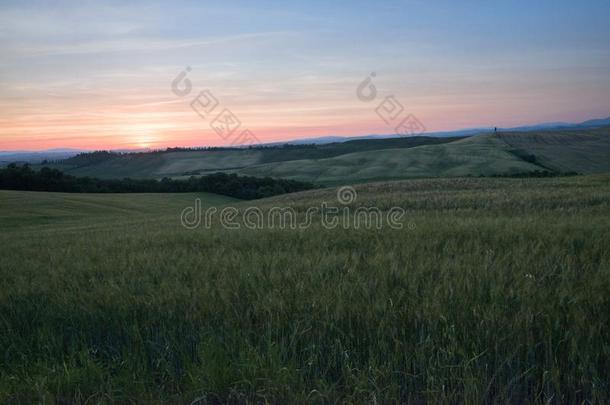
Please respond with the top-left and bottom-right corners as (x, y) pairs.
(0, 176), (609, 403)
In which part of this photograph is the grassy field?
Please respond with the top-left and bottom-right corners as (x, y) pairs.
(36, 127), (610, 186)
(51, 136), (462, 180)
(0, 191), (237, 232)
(0, 176), (609, 403)
(232, 135), (544, 185)
(498, 127), (610, 174)
(233, 127), (610, 184)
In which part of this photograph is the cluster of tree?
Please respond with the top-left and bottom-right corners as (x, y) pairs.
(62, 151), (121, 167)
(66, 144), (319, 161)
(61, 145), (314, 168)
(507, 149), (550, 168)
(0, 164), (316, 199)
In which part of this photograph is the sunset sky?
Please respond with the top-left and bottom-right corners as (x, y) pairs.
(1, 0), (609, 151)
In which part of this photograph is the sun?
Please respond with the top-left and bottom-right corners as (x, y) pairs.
(121, 124), (159, 149)
(130, 134), (155, 149)
(135, 137), (153, 149)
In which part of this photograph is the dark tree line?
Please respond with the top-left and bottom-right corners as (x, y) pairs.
(62, 151), (119, 167)
(0, 164), (316, 200)
(62, 145), (316, 168)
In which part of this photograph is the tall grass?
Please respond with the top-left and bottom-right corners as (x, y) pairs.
(0, 176), (609, 403)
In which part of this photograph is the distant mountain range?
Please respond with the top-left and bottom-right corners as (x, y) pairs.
(271, 128), (489, 146)
(0, 148), (150, 164)
(1, 116), (608, 164)
(0, 149), (87, 165)
(502, 116), (610, 132)
(277, 116), (610, 145)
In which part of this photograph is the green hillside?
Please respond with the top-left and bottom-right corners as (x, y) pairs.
(232, 135), (544, 185)
(38, 127), (610, 185)
(498, 127), (610, 173)
(56, 136), (462, 179)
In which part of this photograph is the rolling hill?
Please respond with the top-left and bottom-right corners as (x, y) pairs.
(497, 128), (610, 174)
(230, 135), (544, 185)
(53, 136), (462, 179)
(231, 127), (610, 185)
(35, 126), (610, 185)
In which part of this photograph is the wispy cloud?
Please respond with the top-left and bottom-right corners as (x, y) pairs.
(1, 0), (609, 150)
(4, 31), (300, 56)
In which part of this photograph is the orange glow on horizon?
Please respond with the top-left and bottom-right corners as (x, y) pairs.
(1, 81), (608, 151)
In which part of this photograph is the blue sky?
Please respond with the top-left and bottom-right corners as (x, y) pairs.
(1, 0), (609, 149)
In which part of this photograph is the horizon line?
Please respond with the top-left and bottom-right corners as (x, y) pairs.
(2, 114), (609, 153)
